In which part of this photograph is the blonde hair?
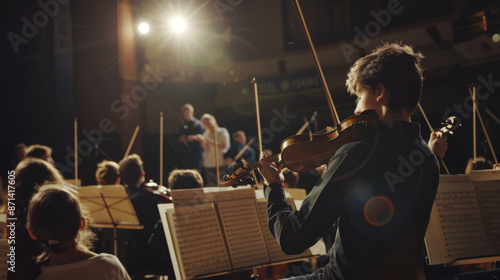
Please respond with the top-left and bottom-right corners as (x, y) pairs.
(168, 169), (203, 190)
(95, 160), (120, 185)
(200, 114), (219, 129)
(25, 144), (52, 159)
(27, 185), (95, 262)
(181, 103), (194, 112)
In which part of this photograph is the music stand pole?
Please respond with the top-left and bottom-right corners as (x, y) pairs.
(99, 192), (118, 256)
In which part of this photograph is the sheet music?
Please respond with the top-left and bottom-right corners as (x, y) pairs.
(434, 190), (492, 261)
(79, 185), (140, 227)
(475, 184), (500, 250)
(171, 188), (208, 206)
(470, 169), (500, 182)
(472, 170), (500, 251)
(166, 203), (231, 279)
(216, 199), (270, 268)
(163, 187), (319, 279)
(425, 175), (496, 264)
(204, 186), (255, 202)
(172, 186), (255, 206)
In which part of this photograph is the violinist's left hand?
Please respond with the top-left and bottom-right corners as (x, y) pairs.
(258, 152), (284, 185)
(428, 131), (447, 159)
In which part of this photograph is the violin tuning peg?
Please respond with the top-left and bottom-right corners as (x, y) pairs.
(239, 177), (254, 186)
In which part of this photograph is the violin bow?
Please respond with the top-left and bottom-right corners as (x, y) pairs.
(485, 108), (500, 126)
(214, 121), (220, 187)
(160, 112), (164, 186)
(468, 84), (498, 164)
(291, 0), (340, 126)
(417, 104), (450, 174)
(252, 78), (263, 154)
(297, 111), (318, 135)
(251, 78), (262, 185)
(74, 117), (78, 186)
(234, 137), (256, 162)
(124, 125), (140, 159)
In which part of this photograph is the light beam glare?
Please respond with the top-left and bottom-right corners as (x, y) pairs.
(170, 17), (186, 33)
(138, 22), (150, 34)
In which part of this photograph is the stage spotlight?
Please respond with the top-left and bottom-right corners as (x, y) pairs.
(170, 17), (186, 33)
(492, 33), (500, 43)
(138, 22), (150, 34)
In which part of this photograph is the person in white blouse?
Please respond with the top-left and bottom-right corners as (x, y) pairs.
(197, 113), (230, 186)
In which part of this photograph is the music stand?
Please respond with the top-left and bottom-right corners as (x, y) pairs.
(79, 185), (143, 256)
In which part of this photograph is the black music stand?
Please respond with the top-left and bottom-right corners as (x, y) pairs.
(79, 185), (143, 256)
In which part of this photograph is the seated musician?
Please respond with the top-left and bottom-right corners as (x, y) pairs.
(232, 130), (257, 164)
(118, 154), (174, 279)
(168, 169), (204, 190)
(259, 43), (447, 280)
(95, 160), (120, 185)
(25, 144), (55, 165)
(27, 186), (130, 280)
(146, 169), (204, 256)
(25, 144), (79, 193)
(8, 158), (67, 280)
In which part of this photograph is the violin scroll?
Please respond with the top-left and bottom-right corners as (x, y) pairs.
(439, 116), (461, 136)
(142, 179), (172, 203)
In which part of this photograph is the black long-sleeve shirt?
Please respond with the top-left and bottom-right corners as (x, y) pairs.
(265, 121), (440, 280)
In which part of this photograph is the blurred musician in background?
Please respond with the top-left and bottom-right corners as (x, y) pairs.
(25, 144), (55, 165)
(168, 169), (203, 190)
(118, 154), (174, 279)
(197, 114), (230, 186)
(9, 158), (67, 280)
(230, 130), (257, 164)
(25, 144), (79, 194)
(178, 103), (205, 174)
(10, 142), (27, 169)
(95, 160), (120, 185)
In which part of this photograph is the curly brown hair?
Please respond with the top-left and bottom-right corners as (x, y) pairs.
(346, 42), (425, 114)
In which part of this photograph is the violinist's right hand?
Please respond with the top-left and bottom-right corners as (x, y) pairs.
(258, 152), (284, 185)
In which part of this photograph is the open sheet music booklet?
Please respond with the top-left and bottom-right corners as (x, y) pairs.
(425, 170), (500, 265)
(158, 186), (316, 280)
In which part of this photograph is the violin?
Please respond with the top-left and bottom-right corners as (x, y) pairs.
(141, 179), (172, 203)
(221, 110), (381, 187)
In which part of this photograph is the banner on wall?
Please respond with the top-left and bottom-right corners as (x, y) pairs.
(257, 70), (320, 95)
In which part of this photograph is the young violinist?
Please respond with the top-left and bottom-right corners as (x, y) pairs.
(259, 43), (447, 280)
